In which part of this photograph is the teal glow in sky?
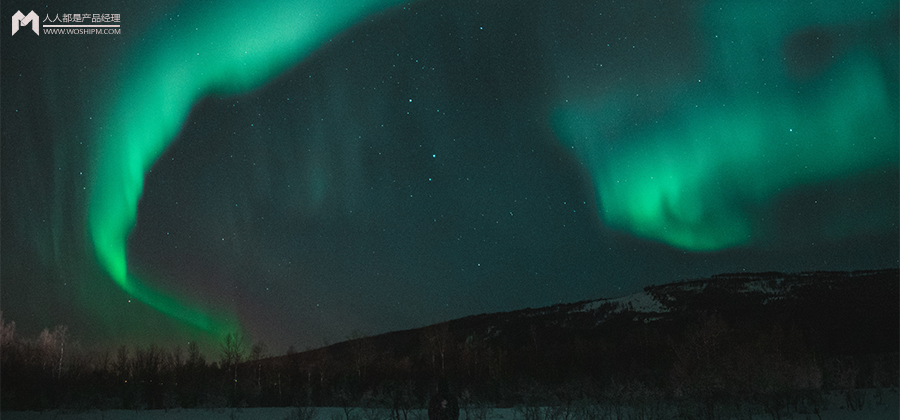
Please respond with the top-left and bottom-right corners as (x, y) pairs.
(554, 0), (898, 250)
(89, 0), (405, 339)
(2, 0), (896, 352)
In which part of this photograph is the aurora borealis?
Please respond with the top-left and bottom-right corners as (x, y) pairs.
(90, 0), (408, 343)
(554, 1), (899, 250)
(2, 0), (897, 353)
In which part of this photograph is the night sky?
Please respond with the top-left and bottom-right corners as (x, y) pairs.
(2, 0), (898, 355)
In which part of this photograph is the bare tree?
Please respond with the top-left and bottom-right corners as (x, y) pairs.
(250, 341), (269, 361)
(220, 333), (247, 366)
(0, 314), (18, 368)
(114, 345), (132, 381)
(33, 326), (68, 379)
(168, 345), (184, 370)
(0, 313), (16, 350)
(187, 341), (205, 367)
(220, 333), (247, 406)
(249, 340), (269, 402)
(423, 323), (452, 375)
(348, 330), (375, 380)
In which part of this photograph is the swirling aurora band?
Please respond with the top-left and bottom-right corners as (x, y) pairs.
(89, 0), (406, 338)
(86, 0), (897, 338)
(553, 0), (897, 250)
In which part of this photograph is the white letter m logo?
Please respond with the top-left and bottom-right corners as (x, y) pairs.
(12, 10), (39, 36)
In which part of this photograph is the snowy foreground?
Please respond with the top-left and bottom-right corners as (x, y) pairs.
(4, 390), (898, 420)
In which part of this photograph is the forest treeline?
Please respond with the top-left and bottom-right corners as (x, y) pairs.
(2, 269), (898, 419)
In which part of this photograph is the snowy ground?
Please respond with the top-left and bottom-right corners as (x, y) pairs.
(3, 389), (897, 420)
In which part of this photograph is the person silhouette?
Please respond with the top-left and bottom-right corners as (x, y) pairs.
(428, 377), (459, 420)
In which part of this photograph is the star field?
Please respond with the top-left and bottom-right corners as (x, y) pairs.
(1, 0), (897, 353)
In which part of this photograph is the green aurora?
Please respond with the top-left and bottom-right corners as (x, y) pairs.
(554, 0), (898, 250)
(81, 0), (897, 342)
(89, 0), (406, 339)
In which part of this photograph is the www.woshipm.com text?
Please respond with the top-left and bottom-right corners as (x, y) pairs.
(43, 27), (120, 35)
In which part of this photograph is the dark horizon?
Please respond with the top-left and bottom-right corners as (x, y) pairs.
(3, 269), (896, 412)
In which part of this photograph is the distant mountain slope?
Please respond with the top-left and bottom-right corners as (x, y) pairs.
(465, 269), (896, 354)
(271, 269), (900, 398)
